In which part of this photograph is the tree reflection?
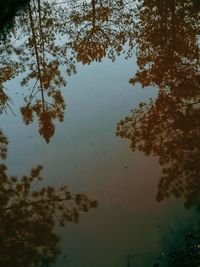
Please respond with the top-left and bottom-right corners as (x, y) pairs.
(0, 133), (97, 267)
(0, 0), (136, 142)
(0, 0), (29, 42)
(0, 129), (8, 159)
(153, 223), (200, 267)
(0, 164), (97, 267)
(0, 65), (16, 114)
(16, 0), (76, 143)
(117, 0), (200, 209)
(0, 0), (76, 143)
(67, 0), (135, 64)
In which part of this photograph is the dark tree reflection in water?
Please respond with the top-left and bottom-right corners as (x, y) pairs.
(66, 0), (135, 64)
(0, 133), (97, 267)
(10, 0), (74, 143)
(0, 0), (135, 143)
(117, 0), (200, 209)
(0, 0), (75, 143)
(0, 129), (8, 159)
(152, 224), (200, 267)
(0, 0), (200, 266)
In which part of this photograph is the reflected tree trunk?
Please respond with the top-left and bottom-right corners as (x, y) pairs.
(92, 0), (96, 28)
(28, 2), (45, 112)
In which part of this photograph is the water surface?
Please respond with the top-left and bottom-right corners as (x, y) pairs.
(0, 1), (200, 266)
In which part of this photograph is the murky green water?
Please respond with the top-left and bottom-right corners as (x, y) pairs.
(0, 1), (200, 266)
